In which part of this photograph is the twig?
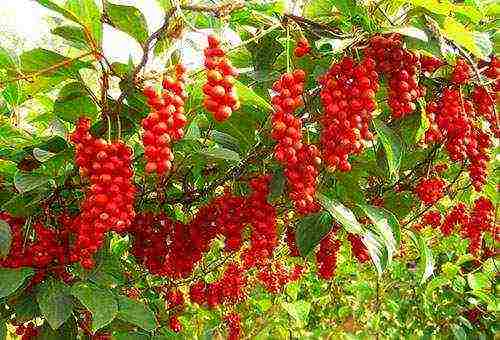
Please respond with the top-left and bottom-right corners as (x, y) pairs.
(2, 50), (96, 84)
(115, 8), (176, 116)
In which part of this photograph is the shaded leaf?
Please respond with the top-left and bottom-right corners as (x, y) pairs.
(54, 82), (98, 122)
(373, 118), (403, 179)
(234, 80), (272, 112)
(407, 229), (434, 283)
(316, 193), (364, 234)
(116, 295), (157, 331)
(37, 278), (73, 330)
(359, 204), (401, 264)
(295, 211), (333, 257)
(0, 267), (34, 298)
(0, 220), (12, 259)
(52, 25), (89, 50)
(14, 171), (52, 194)
(20, 48), (89, 77)
(209, 130), (240, 152)
(71, 283), (117, 332)
(199, 148), (240, 162)
(282, 301), (311, 323)
(104, 1), (149, 45)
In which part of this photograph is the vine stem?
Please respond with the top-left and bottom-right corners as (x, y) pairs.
(286, 25), (291, 73)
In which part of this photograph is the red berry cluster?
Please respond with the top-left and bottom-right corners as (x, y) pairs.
(203, 35), (240, 121)
(422, 211), (441, 228)
(14, 322), (40, 340)
(439, 197), (494, 253)
(414, 177), (446, 205)
(224, 313), (242, 340)
(169, 315), (182, 333)
(70, 117), (136, 268)
(440, 203), (468, 236)
(484, 55), (500, 91)
(471, 86), (499, 137)
(258, 261), (303, 293)
(0, 213), (74, 283)
(128, 176), (278, 278)
(241, 175), (278, 268)
(347, 233), (370, 263)
(294, 37), (311, 58)
(271, 70), (321, 214)
(426, 88), (492, 191)
(450, 58), (471, 85)
(188, 263), (247, 308)
(461, 197), (494, 253)
(318, 56), (379, 171)
(420, 55), (444, 73)
(142, 64), (187, 175)
(365, 34), (424, 118)
(316, 228), (341, 279)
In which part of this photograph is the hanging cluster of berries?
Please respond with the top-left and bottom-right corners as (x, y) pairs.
(365, 34), (424, 118)
(142, 64), (188, 175)
(347, 233), (370, 263)
(471, 86), (499, 137)
(316, 227), (341, 279)
(127, 176), (277, 279)
(165, 289), (184, 332)
(422, 211), (441, 228)
(319, 56), (379, 172)
(258, 261), (303, 293)
(224, 313), (242, 340)
(420, 55), (444, 73)
(271, 69), (321, 214)
(0, 213), (75, 283)
(437, 197), (494, 253)
(484, 55), (499, 90)
(188, 263), (247, 309)
(294, 37), (311, 58)
(425, 87), (492, 191)
(414, 177), (446, 205)
(70, 117), (136, 268)
(13, 322), (40, 340)
(203, 35), (240, 121)
(241, 175), (278, 268)
(450, 58), (471, 85)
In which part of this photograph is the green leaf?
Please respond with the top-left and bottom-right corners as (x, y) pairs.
(282, 301), (311, 324)
(451, 324), (467, 340)
(385, 26), (428, 41)
(295, 211), (333, 257)
(410, 0), (454, 15)
(0, 267), (34, 298)
(0, 320), (5, 340)
(209, 131), (240, 152)
(36, 0), (80, 22)
(316, 193), (364, 234)
(36, 317), (78, 340)
(361, 230), (389, 275)
(20, 48), (89, 77)
(467, 272), (491, 291)
(51, 25), (89, 50)
(441, 18), (492, 60)
(373, 118), (403, 179)
(0, 219), (12, 258)
(54, 82), (98, 122)
(103, 1), (149, 45)
(14, 171), (52, 194)
(65, 0), (103, 48)
(71, 282), (118, 332)
(359, 204), (401, 264)
(268, 168), (285, 202)
(407, 230), (434, 283)
(116, 295), (157, 331)
(415, 99), (429, 143)
(199, 147), (240, 162)
(37, 278), (73, 330)
(315, 38), (354, 54)
(234, 80), (272, 112)
(33, 148), (56, 163)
